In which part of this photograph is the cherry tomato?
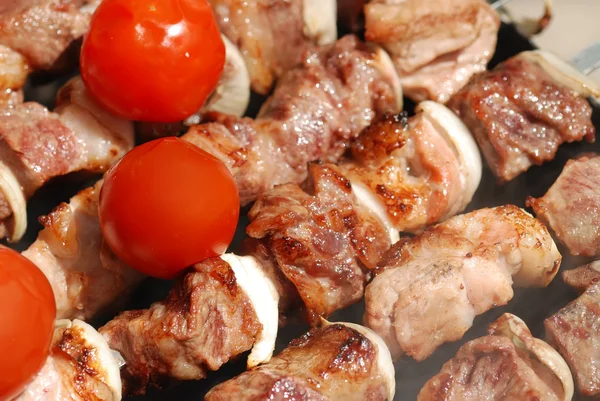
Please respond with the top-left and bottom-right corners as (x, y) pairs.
(80, 0), (225, 122)
(0, 248), (55, 400)
(99, 137), (239, 279)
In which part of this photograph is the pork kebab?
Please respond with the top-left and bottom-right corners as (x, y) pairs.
(13, 99), (482, 398)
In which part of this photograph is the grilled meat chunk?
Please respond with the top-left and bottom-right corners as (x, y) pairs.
(22, 181), (143, 321)
(182, 35), (402, 205)
(449, 54), (595, 182)
(562, 261), (600, 294)
(100, 258), (263, 395)
(528, 155), (600, 257)
(246, 162), (393, 320)
(365, 0), (499, 103)
(365, 205), (561, 360)
(546, 281), (600, 397)
(209, 0), (336, 94)
(15, 320), (122, 401)
(0, 0), (96, 71)
(419, 314), (573, 401)
(205, 323), (395, 401)
(0, 76), (134, 241)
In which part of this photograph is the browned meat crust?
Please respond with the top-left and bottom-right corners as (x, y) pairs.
(546, 282), (600, 397)
(205, 324), (389, 401)
(449, 55), (595, 182)
(527, 155), (600, 257)
(182, 35), (401, 205)
(100, 258), (262, 395)
(246, 162), (391, 321)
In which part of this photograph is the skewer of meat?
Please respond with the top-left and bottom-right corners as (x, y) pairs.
(0, 76), (134, 242)
(204, 321), (396, 401)
(527, 154), (600, 257)
(545, 262), (600, 398)
(96, 101), (480, 394)
(182, 35), (403, 205)
(364, 205), (561, 361)
(419, 313), (574, 401)
(448, 50), (599, 183)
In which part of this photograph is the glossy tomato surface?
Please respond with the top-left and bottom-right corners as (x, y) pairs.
(0, 248), (55, 401)
(80, 0), (225, 122)
(99, 137), (239, 279)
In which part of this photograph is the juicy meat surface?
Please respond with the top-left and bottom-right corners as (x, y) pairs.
(205, 324), (389, 401)
(449, 55), (595, 182)
(339, 112), (464, 233)
(16, 324), (117, 401)
(545, 281), (600, 397)
(365, 0), (499, 102)
(209, 0), (310, 94)
(182, 35), (401, 205)
(0, 0), (93, 70)
(418, 336), (561, 401)
(365, 205), (561, 360)
(100, 258), (262, 395)
(246, 162), (391, 321)
(22, 182), (143, 320)
(527, 155), (600, 257)
(0, 44), (28, 98)
(562, 261), (600, 294)
(0, 76), (133, 238)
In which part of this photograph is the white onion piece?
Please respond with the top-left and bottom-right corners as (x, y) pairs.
(323, 320), (396, 401)
(220, 253), (279, 368)
(0, 160), (26, 242)
(64, 319), (123, 401)
(351, 180), (400, 244)
(370, 45), (404, 112)
(187, 35), (250, 125)
(520, 49), (600, 99)
(417, 101), (482, 219)
(303, 0), (337, 46)
(489, 314), (574, 401)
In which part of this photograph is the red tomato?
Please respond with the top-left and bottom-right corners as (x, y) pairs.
(0, 248), (55, 400)
(99, 137), (239, 279)
(80, 0), (225, 122)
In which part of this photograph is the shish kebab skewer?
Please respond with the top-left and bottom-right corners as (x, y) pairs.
(16, 100), (482, 399)
(19, 34), (403, 323)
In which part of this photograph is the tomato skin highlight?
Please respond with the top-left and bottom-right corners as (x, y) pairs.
(0, 248), (56, 401)
(99, 137), (240, 279)
(80, 0), (225, 122)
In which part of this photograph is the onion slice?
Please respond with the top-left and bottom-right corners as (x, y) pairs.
(303, 0), (337, 46)
(220, 253), (279, 368)
(369, 45), (404, 112)
(417, 101), (482, 219)
(351, 180), (400, 244)
(323, 319), (396, 401)
(0, 160), (26, 242)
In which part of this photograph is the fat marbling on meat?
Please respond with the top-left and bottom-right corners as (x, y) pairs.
(449, 52), (596, 182)
(365, 205), (561, 360)
(182, 35), (402, 205)
(205, 322), (395, 401)
(546, 276), (600, 397)
(209, 0), (336, 95)
(528, 155), (600, 257)
(365, 0), (500, 103)
(419, 313), (574, 401)
(22, 181), (143, 321)
(0, 76), (134, 241)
